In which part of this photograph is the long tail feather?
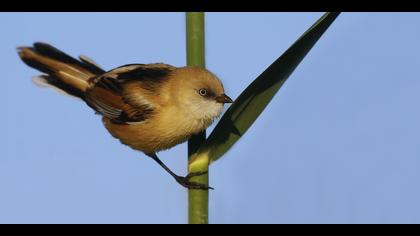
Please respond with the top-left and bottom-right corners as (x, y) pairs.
(18, 42), (105, 99)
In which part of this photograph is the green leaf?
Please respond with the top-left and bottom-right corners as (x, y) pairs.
(190, 12), (340, 165)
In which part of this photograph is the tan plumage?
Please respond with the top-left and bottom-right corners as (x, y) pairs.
(102, 67), (225, 153)
(18, 42), (233, 189)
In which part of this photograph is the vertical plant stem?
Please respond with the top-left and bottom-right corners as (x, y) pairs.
(186, 12), (209, 224)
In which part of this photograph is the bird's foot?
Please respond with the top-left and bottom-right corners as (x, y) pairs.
(174, 171), (214, 190)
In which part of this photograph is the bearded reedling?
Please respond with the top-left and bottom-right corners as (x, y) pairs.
(18, 42), (233, 189)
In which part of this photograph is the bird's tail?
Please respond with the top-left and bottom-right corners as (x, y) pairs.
(17, 42), (105, 99)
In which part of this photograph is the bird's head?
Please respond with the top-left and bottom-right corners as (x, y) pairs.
(166, 66), (233, 127)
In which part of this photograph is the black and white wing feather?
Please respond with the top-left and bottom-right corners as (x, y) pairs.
(85, 63), (175, 124)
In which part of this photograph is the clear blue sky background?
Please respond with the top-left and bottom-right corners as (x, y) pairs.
(1, 12), (420, 224)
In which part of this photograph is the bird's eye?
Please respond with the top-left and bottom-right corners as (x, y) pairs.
(198, 88), (208, 96)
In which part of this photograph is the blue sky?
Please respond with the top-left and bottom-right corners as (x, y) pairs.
(1, 12), (420, 223)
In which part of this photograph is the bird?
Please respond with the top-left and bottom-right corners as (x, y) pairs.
(17, 42), (233, 190)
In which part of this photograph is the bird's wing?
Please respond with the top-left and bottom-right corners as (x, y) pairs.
(85, 63), (175, 124)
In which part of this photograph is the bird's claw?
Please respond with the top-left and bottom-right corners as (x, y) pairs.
(175, 171), (214, 190)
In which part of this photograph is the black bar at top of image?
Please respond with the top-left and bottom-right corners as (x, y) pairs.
(1, 0), (419, 12)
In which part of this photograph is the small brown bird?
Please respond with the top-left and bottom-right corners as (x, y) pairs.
(18, 42), (233, 189)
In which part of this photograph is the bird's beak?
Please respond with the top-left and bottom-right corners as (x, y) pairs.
(215, 94), (234, 103)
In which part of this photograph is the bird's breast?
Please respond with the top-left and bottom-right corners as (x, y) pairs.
(102, 108), (208, 154)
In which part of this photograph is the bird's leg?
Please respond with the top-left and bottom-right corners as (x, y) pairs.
(146, 153), (213, 190)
